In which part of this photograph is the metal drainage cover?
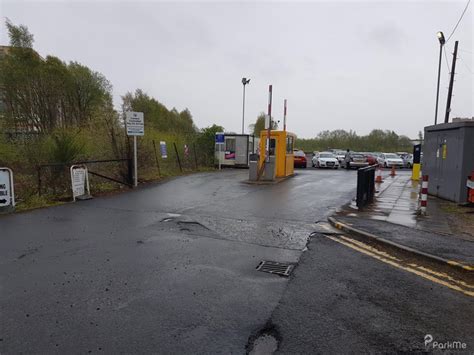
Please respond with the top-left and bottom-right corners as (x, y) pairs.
(256, 261), (294, 277)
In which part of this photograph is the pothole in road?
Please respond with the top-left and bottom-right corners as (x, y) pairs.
(177, 221), (210, 230)
(312, 221), (341, 235)
(247, 322), (280, 355)
(249, 334), (278, 355)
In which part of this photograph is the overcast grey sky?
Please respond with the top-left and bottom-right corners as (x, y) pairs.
(1, 0), (472, 138)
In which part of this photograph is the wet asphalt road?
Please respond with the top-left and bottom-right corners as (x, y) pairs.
(2, 168), (473, 353)
(272, 235), (474, 353)
(0, 168), (357, 354)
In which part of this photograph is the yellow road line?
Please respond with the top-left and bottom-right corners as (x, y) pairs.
(338, 235), (473, 290)
(447, 260), (474, 271)
(407, 264), (474, 289)
(339, 235), (401, 262)
(326, 235), (474, 297)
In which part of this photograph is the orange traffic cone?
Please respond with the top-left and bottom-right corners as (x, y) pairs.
(375, 166), (383, 183)
(390, 165), (396, 177)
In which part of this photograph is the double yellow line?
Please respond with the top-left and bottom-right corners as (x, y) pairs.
(326, 234), (474, 297)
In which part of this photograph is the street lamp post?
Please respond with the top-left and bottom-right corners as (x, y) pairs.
(241, 78), (250, 134)
(434, 31), (445, 125)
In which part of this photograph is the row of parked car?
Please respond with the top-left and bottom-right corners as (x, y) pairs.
(293, 149), (415, 169)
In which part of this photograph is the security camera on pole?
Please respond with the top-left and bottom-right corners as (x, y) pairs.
(125, 111), (144, 187)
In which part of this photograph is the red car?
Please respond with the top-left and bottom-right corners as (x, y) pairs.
(363, 153), (377, 165)
(294, 150), (307, 168)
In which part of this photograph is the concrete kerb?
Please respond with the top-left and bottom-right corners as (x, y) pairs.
(327, 216), (473, 274)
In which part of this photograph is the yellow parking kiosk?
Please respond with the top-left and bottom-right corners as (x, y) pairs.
(259, 130), (295, 178)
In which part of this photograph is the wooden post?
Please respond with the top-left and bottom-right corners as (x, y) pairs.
(152, 140), (161, 177)
(37, 166), (41, 196)
(193, 143), (198, 170)
(173, 142), (183, 172)
(444, 40), (459, 123)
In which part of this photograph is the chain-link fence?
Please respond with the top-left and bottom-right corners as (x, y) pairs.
(1, 131), (216, 207)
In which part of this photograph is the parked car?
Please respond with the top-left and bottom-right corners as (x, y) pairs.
(377, 153), (404, 168)
(402, 153), (413, 168)
(343, 152), (369, 169)
(312, 152), (339, 169)
(293, 150), (307, 168)
(334, 150), (346, 164)
(362, 152), (377, 165)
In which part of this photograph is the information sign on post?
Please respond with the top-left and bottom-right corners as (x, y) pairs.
(215, 132), (225, 170)
(215, 132), (225, 144)
(126, 112), (144, 187)
(0, 168), (15, 210)
(125, 112), (144, 136)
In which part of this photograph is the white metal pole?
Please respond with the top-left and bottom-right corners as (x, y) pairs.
(134, 136), (138, 187)
(219, 143), (222, 170)
(267, 85), (272, 162)
(7, 167), (15, 207)
(242, 84), (246, 135)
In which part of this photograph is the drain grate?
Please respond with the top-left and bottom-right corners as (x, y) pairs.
(256, 261), (294, 277)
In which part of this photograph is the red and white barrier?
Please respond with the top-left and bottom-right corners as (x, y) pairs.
(420, 175), (429, 215)
(375, 166), (383, 183)
(268, 85), (272, 118)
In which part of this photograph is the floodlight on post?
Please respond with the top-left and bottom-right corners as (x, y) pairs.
(434, 31), (445, 125)
(437, 31), (446, 45)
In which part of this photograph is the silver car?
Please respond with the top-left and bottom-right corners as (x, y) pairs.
(402, 154), (413, 168)
(343, 152), (369, 169)
(377, 153), (404, 168)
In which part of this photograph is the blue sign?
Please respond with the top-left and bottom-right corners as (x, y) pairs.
(215, 132), (225, 144)
(160, 141), (168, 159)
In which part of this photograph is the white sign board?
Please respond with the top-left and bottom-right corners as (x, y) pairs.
(126, 111), (145, 136)
(264, 115), (270, 129)
(0, 169), (12, 207)
(72, 168), (86, 197)
(467, 179), (474, 189)
(70, 165), (91, 201)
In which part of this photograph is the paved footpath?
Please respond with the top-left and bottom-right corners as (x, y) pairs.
(331, 171), (474, 270)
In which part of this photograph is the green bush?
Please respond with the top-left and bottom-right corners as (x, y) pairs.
(45, 130), (86, 164)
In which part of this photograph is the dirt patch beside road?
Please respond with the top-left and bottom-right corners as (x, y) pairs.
(439, 201), (474, 241)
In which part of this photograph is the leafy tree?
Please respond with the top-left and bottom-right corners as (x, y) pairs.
(122, 89), (196, 134)
(249, 112), (278, 136)
(296, 129), (414, 153)
(0, 20), (113, 132)
(195, 124), (224, 166)
(5, 18), (34, 48)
